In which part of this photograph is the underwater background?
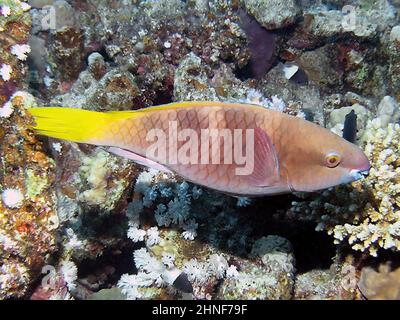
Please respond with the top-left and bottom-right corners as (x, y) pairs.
(0, 0), (400, 300)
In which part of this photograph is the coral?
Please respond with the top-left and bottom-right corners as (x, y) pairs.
(45, 143), (138, 267)
(173, 52), (306, 119)
(289, 97), (400, 256)
(0, 100), (13, 118)
(117, 248), (166, 300)
(375, 96), (399, 127)
(390, 25), (400, 43)
(10, 43), (30, 61)
(217, 236), (295, 300)
(1, 0), (399, 301)
(297, 44), (342, 89)
(174, 52), (218, 102)
(29, 0), (250, 107)
(258, 63), (325, 124)
(0, 3), (59, 299)
(30, 259), (81, 300)
(78, 149), (131, 210)
(243, 0), (300, 30)
(0, 1), (31, 106)
(86, 288), (126, 300)
(358, 263), (400, 300)
(1, 188), (24, 208)
(87, 52), (106, 81)
(0, 63), (12, 81)
(328, 104), (372, 140)
(388, 31), (400, 100)
(60, 260), (78, 291)
(236, 196), (251, 207)
(288, 0), (397, 48)
(119, 226), (296, 300)
(282, 1), (396, 98)
(50, 68), (140, 112)
(30, 0), (75, 33)
(0, 92), (57, 298)
(117, 171), (298, 300)
(49, 27), (84, 81)
(129, 168), (257, 255)
(294, 262), (358, 300)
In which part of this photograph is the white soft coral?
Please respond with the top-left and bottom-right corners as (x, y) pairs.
(0, 64), (12, 81)
(0, 102), (14, 118)
(2, 188), (24, 208)
(11, 44), (31, 61)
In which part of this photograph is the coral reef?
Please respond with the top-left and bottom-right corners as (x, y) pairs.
(0, 0), (399, 300)
(0, 1), (59, 299)
(29, 0), (250, 107)
(0, 1), (31, 105)
(0, 92), (57, 299)
(111, 170), (298, 300)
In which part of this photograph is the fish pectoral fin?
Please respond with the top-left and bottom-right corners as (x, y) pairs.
(108, 147), (173, 174)
(241, 127), (280, 187)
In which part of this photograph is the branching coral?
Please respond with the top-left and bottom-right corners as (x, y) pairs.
(289, 106), (400, 256)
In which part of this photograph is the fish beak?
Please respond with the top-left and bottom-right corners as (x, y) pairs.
(349, 169), (370, 181)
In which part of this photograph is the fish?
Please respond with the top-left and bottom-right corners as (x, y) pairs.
(28, 101), (371, 196)
(342, 109), (357, 143)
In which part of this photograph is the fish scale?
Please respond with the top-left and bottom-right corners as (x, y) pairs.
(98, 105), (270, 194)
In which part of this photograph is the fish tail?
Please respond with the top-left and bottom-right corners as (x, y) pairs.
(28, 107), (137, 144)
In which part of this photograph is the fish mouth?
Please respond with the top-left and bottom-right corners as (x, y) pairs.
(349, 169), (370, 181)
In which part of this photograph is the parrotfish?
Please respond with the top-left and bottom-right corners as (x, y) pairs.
(28, 102), (370, 196)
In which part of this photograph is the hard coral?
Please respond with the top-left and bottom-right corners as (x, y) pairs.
(289, 104), (400, 256)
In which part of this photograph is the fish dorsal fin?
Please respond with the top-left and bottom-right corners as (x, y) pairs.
(133, 101), (266, 113)
(108, 147), (173, 174)
(243, 127), (280, 187)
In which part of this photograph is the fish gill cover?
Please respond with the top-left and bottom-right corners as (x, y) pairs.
(0, 0), (400, 300)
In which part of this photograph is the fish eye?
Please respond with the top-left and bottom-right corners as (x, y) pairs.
(325, 152), (341, 168)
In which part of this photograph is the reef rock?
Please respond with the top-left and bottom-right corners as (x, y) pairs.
(358, 264), (400, 300)
(294, 262), (357, 300)
(244, 0), (300, 30)
(218, 236), (295, 300)
(0, 92), (58, 299)
(328, 104), (372, 140)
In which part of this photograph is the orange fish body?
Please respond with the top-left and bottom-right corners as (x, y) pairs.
(29, 102), (370, 196)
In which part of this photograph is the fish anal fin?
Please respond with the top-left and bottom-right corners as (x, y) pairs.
(108, 147), (173, 174)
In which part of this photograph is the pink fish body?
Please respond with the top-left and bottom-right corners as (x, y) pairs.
(29, 101), (370, 196)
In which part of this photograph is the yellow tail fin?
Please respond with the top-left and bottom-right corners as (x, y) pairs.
(28, 107), (136, 144)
